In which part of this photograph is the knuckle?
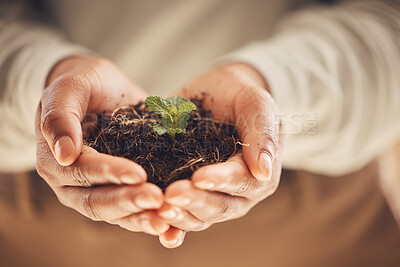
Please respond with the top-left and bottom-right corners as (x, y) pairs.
(40, 81), (87, 137)
(119, 187), (139, 209)
(36, 166), (51, 185)
(210, 195), (235, 223)
(71, 167), (92, 187)
(36, 163), (58, 188)
(263, 130), (279, 153)
(219, 200), (235, 221)
(113, 215), (142, 232)
(35, 160), (48, 178)
(46, 70), (94, 107)
(232, 176), (253, 196)
(59, 165), (92, 187)
(82, 190), (101, 221)
(36, 154), (60, 186)
(40, 109), (62, 135)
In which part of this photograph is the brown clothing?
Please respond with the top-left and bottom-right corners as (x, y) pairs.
(1, 159), (399, 267)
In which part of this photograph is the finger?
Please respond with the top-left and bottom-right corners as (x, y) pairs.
(165, 180), (247, 223)
(68, 146), (147, 187)
(179, 69), (279, 181)
(234, 86), (279, 181)
(65, 146), (148, 186)
(36, 98), (147, 187)
(113, 211), (170, 236)
(159, 227), (186, 249)
(36, 134), (147, 187)
(158, 204), (210, 232)
(59, 183), (164, 221)
(191, 153), (269, 200)
(41, 58), (147, 166)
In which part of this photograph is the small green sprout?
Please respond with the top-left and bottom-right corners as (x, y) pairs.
(145, 96), (197, 139)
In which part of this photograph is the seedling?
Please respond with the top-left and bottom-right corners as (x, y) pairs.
(145, 96), (197, 139)
(86, 98), (239, 189)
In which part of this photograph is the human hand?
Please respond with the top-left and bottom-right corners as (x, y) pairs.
(157, 63), (283, 248)
(36, 56), (169, 235)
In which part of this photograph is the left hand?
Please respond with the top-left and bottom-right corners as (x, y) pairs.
(157, 63), (283, 248)
(36, 56), (169, 237)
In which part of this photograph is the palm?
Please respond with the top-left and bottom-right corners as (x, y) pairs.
(158, 63), (283, 248)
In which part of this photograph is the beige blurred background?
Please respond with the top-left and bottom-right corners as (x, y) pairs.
(1, 0), (400, 266)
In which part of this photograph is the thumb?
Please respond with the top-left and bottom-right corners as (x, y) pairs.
(40, 57), (148, 166)
(235, 87), (280, 181)
(39, 76), (88, 166)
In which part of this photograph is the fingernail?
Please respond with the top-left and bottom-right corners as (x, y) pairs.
(194, 180), (215, 190)
(54, 136), (75, 164)
(159, 208), (178, 220)
(167, 196), (191, 206)
(258, 152), (273, 181)
(135, 194), (160, 209)
(140, 217), (158, 235)
(120, 174), (142, 184)
(160, 231), (186, 248)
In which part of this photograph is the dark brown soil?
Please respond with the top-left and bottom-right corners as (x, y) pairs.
(84, 99), (241, 190)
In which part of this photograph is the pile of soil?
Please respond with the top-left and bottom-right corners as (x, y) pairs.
(84, 99), (241, 190)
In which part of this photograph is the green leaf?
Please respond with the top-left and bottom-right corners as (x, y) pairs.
(167, 127), (185, 139)
(145, 96), (172, 119)
(170, 105), (178, 117)
(176, 112), (190, 130)
(178, 101), (196, 114)
(146, 96), (197, 140)
(160, 117), (173, 129)
(152, 123), (167, 136)
(166, 96), (188, 108)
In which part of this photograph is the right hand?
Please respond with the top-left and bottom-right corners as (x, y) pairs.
(35, 56), (169, 235)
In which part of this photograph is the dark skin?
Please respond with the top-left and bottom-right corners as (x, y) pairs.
(36, 56), (283, 248)
(159, 63), (283, 247)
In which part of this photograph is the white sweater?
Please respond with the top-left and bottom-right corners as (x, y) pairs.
(0, 0), (399, 179)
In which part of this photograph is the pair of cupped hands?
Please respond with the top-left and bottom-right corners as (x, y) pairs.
(36, 56), (283, 248)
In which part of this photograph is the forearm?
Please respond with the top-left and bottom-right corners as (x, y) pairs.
(220, 0), (400, 175)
